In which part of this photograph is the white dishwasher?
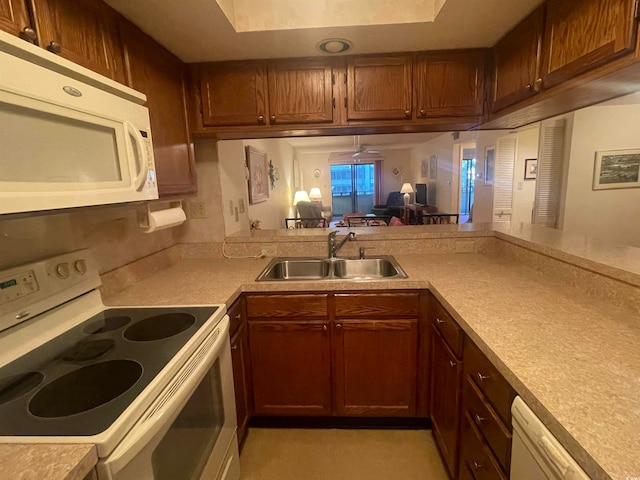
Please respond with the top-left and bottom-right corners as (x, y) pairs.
(510, 397), (591, 480)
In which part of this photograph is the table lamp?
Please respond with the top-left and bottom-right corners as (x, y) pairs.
(309, 187), (322, 203)
(400, 183), (414, 206)
(293, 190), (310, 206)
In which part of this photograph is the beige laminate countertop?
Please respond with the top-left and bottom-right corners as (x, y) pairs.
(5, 252), (637, 480)
(0, 444), (97, 480)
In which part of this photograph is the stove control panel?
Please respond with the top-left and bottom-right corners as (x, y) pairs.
(0, 249), (100, 333)
(0, 270), (39, 305)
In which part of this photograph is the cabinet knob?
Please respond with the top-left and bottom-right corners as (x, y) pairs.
(47, 41), (62, 54)
(234, 313), (241, 320)
(449, 360), (457, 368)
(473, 461), (483, 470)
(19, 27), (37, 44)
(476, 372), (489, 382)
(535, 78), (543, 89)
(525, 83), (532, 91)
(436, 318), (445, 325)
(474, 414), (485, 425)
(270, 115), (276, 123)
(336, 323), (343, 328)
(404, 110), (411, 118)
(419, 108), (426, 117)
(257, 115), (265, 124)
(231, 344), (238, 351)
(323, 324), (328, 331)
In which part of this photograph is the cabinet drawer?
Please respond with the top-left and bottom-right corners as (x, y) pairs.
(462, 377), (512, 473)
(246, 294), (328, 318)
(334, 292), (419, 318)
(459, 412), (507, 480)
(227, 298), (245, 336)
(464, 341), (515, 424)
(432, 300), (463, 357)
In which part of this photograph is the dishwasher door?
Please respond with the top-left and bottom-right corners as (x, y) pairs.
(510, 397), (591, 480)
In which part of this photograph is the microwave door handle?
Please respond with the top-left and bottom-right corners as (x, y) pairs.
(126, 122), (149, 191)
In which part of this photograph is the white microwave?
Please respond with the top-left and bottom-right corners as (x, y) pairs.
(0, 31), (158, 215)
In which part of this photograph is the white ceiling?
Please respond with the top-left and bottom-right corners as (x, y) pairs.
(284, 133), (444, 154)
(105, 0), (544, 62)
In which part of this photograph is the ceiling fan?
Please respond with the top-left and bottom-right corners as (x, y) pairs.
(333, 135), (380, 160)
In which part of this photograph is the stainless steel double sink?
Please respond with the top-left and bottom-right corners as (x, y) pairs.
(256, 256), (407, 281)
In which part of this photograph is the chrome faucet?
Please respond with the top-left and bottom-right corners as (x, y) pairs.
(328, 231), (356, 258)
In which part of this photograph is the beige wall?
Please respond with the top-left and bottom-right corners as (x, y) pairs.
(0, 204), (180, 274)
(562, 104), (640, 247)
(511, 126), (540, 226)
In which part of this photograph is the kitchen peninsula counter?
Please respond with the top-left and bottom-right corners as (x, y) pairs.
(3, 229), (639, 480)
(102, 248), (640, 480)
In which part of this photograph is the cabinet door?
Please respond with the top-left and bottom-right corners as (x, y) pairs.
(268, 59), (334, 124)
(415, 50), (486, 118)
(346, 55), (412, 121)
(249, 320), (331, 416)
(120, 20), (196, 197)
(542, 0), (638, 88)
(334, 319), (418, 416)
(230, 322), (251, 446)
(492, 6), (544, 112)
(430, 326), (463, 479)
(0, 0), (31, 38)
(200, 62), (268, 127)
(30, 0), (125, 82)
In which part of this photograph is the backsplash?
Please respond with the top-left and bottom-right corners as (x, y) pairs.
(0, 204), (180, 274)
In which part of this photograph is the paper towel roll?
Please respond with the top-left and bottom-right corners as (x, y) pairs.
(141, 206), (186, 233)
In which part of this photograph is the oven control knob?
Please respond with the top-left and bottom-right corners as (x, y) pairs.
(74, 260), (87, 275)
(55, 263), (70, 279)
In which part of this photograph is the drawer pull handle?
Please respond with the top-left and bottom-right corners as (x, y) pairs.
(473, 461), (483, 470)
(449, 360), (457, 368)
(234, 313), (241, 320)
(323, 324), (328, 331)
(474, 414), (485, 425)
(436, 318), (445, 325)
(476, 372), (489, 382)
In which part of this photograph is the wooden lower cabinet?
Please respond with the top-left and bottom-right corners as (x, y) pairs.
(334, 319), (418, 416)
(230, 321), (251, 445)
(430, 325), (463, 478)
(249, 319), (332, 416)
(459, 411), (507, 480)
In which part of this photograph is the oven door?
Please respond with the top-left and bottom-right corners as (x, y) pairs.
(96, 316), (238, 480)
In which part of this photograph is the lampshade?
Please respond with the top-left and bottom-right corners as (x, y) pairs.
(400, 183), (414, 194)
(309, 187), (322, 201)
(293, 190), (310, 205)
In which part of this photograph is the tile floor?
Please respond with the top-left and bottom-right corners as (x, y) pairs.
(239, 428), (449, 480)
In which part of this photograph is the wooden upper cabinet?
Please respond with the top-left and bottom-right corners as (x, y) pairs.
(541, 0), (639, 88)
(346, 54), (413, 121)
(0, 0), (31, 38)
(29, 0), (125, 83)
(267, 58), (334, 124)
(200, 62), (268, 127)
(492, 6), (544, 112)
(120, 20), (196, 197)
(415, 50), (486, 118)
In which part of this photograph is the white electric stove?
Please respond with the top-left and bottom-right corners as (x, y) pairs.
(0, 250), (240, 480)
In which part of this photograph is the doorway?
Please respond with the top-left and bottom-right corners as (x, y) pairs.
(459, 148), (476, 223)
(330, 163), (376, 216)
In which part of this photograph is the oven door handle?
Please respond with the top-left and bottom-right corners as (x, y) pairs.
(97, 316), (230, 479)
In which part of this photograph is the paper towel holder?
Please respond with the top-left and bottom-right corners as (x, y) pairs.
(138, 200), (185, 233)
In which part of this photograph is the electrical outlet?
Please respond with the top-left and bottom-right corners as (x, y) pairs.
(189, 200), (207, 219)
(518, 182), (524, 190)
(455, 240), (475, 253)
(238, 198), (245, 214)
(260, 246), (277, 257)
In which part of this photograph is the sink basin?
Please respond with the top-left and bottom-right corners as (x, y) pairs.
(256, 258), (331, 281)
(256, 256), (407, 281)
(333, 258), (404, 279)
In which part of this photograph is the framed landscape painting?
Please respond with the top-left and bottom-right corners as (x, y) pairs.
(593, 149), (640, 190)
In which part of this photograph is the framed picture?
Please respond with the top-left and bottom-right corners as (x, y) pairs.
(246, 145), (269, 204)
(524, 158), (538, 180)
(593, 149), (640, 190)
(421, 158), (429, 178)
(429, 155), (437, 180)
(484, 146), (495, 185)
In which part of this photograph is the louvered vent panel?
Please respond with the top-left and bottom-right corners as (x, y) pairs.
(534, 120), (566, 227)
(492, 137), (517, 222)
